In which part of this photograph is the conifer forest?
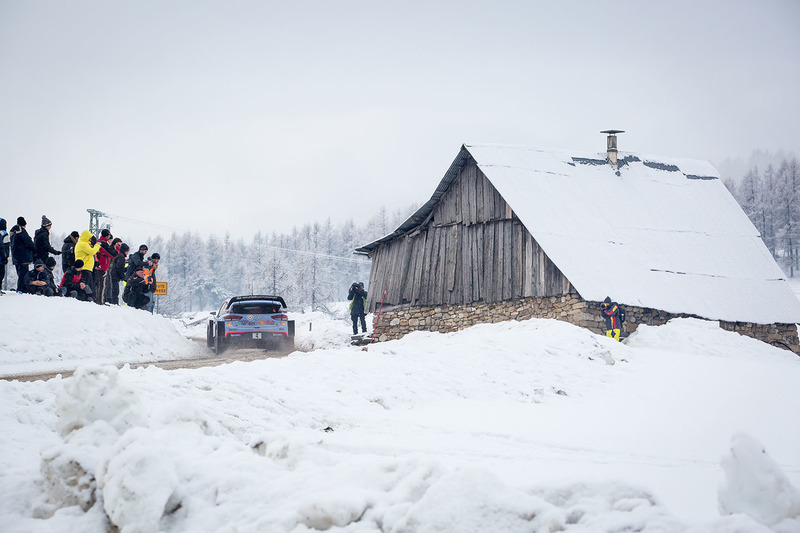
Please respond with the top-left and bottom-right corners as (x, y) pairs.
(725, 157), (800, 277)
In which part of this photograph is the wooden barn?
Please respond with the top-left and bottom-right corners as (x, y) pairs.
(356, 138), (800, 351)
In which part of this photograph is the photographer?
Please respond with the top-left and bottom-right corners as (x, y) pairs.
(123, 265), (152, 310)
(600, 296), (625, 341)
(73, 230), (101, 298)
(94, 229), (118, 305)
(143, 253), (160, 312)
(347, 281), (368, 335)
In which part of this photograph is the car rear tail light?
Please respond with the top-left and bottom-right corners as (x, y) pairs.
(223, 314), (243, 320)
(272, 314), (288, 320)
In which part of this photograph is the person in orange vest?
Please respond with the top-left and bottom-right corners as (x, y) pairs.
(142, 253), (160, 312)
(600, 296), (625, 341)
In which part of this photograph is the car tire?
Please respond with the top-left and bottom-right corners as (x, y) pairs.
(214, 322), (227, 355)
(206, 321), (214, 348)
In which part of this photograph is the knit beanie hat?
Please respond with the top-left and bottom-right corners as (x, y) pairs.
(70, 231), (80, 239)
(0, 218), (6, 231)
(42, 215), (52, 227)
(101, 228), (111, 238)
(74, 259), (84, 268)
(17, 216), (26, 226)
(45, 257), (57, 268)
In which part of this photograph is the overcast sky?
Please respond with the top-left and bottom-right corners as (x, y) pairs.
(1, 0), (798, 245)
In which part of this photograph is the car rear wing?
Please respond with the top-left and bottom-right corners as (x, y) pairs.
(228, 295), (287, 309)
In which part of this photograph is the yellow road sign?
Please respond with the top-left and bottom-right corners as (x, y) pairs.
(154, 282), (168, 295)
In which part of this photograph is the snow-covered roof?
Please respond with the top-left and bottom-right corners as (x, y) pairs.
(362, 143), (800, 324)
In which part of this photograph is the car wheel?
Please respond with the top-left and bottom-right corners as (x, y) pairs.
(206, 321), (214, 348)
(214, 323), (227, 355)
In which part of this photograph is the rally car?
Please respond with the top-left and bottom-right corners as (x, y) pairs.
(207, 295), (295, 354)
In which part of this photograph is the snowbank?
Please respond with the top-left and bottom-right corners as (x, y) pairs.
(0, 292), (202, 376)
(719, 433), (800, 528)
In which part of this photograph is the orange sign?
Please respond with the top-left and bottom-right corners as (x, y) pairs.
(154, 282), (168, 295)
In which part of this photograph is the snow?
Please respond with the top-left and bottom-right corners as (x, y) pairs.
(432, 144), (800, 324)
(2, 293), (800, 532)
(0, 293), (204, 376)
(719, 433), (800, 528)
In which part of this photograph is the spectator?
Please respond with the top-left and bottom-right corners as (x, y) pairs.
(10, 217), (36, 293)
(125, 244), (148, 280)
(0, 218), (9, 294)
(143, 253), (160, 312)
(61, 231), (80, 273)
(73, 230), (101, 298)
(60, 259), (92, 301)
(347, 281), (368, 335)
(123, 265), (151, 310)
(44, 257), (60, 296)
(24, 259), (53, 296)
(33, 215), (62, 263)
(94, 229), (118, 305)
(109, 243), (129, 305)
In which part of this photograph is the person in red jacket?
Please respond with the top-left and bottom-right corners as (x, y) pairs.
(60, 259), (92, 301)
(94, 229), (118, 305)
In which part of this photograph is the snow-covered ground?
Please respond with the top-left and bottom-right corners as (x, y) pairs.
(1, 293), (799, 532)
(0, 293), (204, 376)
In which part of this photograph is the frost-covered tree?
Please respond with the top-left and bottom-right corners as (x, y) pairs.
(730, 156), (800, 276)
(774, 159), (800, 275)
(135, 203), (416, 315)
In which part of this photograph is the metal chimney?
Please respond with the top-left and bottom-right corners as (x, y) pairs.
(601, 129), (624, 167)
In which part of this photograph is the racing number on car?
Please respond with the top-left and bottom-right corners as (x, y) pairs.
(253, 333), (262, 339)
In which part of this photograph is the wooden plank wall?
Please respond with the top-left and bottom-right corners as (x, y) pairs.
(365, 158), (572, 310)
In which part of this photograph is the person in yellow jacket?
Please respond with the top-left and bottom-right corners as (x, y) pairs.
(73, 230), (101, 299)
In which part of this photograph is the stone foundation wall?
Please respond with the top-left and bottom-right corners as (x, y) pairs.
(717, 321), (800, 352)
(373, 295), (800, 354)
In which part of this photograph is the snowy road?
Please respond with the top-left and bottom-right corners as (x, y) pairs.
(0, 345), (291, 382)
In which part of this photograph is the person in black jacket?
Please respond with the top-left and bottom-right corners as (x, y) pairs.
(61, 231), (80, 272)
(109, 243), (129, 305)
(125, 244), (148, 280)
(347, 281), (368, 335)
(24, 259), (53, 296)
(0, 218), (9, 293)
(10, 217), (36, 293)
(33, 215), (61, 263)
(123, 265), (151, 309)
(44, 257), (60, 296)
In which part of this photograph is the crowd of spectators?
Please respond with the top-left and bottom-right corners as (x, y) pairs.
(0, 215), (160, 312)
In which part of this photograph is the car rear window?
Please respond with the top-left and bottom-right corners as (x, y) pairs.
(230, 303), (281, 315)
